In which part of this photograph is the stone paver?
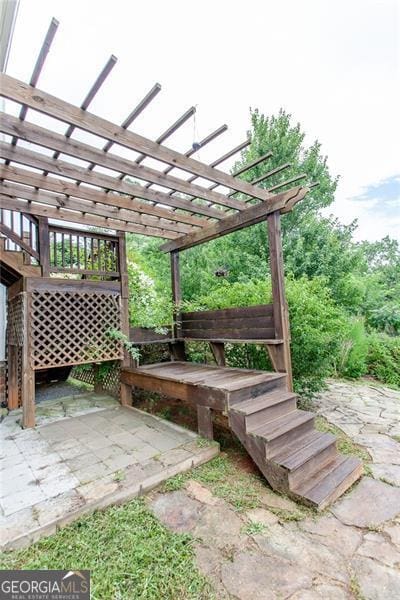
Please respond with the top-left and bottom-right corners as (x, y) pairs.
(2, 379), (400, 599)
(146, 379), (400, 600)
(0, 393), (218, 549)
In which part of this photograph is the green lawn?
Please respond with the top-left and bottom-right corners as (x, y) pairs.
(0, 499), (212, 600)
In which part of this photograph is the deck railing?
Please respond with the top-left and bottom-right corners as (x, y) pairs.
(48, 225), (120, 278)
(0, 209), (39, 263)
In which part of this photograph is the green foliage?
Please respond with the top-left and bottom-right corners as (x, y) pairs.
(0, 499), (212, 599)
(106, 328), (140, 361)
(338, 319), (369, 379)
(366, 334), (400, 387)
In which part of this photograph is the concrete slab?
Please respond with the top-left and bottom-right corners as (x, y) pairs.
(0, 393), (219, 550)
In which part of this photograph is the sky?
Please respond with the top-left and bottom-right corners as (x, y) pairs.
(5, 0), (400, 241)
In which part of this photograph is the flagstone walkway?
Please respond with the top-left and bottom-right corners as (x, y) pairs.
(147, 379), (400, 600)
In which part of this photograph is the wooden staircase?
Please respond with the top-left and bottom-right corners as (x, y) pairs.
(0, 238), (41, 285)
(228, 383), (363, 510)
(121, 361), (363, 510)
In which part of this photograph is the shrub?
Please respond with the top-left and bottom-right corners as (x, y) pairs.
(338, 318), (368, 378)
(366, 333), (400, 388)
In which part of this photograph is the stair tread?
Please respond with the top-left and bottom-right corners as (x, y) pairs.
(231, 390), (297, 415)
(249, 410), (315, 441)
(293, 455), (362, 506)
(275, 431), (336, 471)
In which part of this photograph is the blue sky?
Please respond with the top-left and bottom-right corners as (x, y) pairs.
(5, 0), (400, 241)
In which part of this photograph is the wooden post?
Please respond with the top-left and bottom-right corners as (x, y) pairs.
(267, 211), (293, 391)
(197, 405), (213, 440)
(118, 232), (134, 406)
(210, 342), (225, 366)
(7, 344), (19, 410)
(37, 216), (50, 277)
(21, 292), (35, 428)
(170, 250), (186, 361)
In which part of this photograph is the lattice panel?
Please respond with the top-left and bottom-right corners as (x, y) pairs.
(71, 361), (121, 398)
(8, 294), (24, 346)
(16, 347), (22, 407)
(30, 291), (123, 369)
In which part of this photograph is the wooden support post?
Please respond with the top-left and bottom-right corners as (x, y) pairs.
(170, 250), (186, 361)
(210, 342), (225, 366)
(267, 211), (293, 391)
(21, 293), (35, 428)
(197, 405), (213, 440)
(7, 344), (19, 410)
(118, 232), (134, 406)
(37, 216), (50, 276)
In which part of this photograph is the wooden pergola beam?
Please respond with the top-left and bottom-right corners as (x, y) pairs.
(0, 113), (245, 211)
(50, 54), (117, 165)
(0, 74), (273, 202)
(87, 81), (161, 171)
(0, 181), (195, 235)
(0, 164), (205, 229)
(0, 195), (178, 239)
(0, 142), (224, 220)
(160, 186), (309, 252)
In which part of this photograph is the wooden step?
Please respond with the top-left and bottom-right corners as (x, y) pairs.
(230, 390), (297, 429)
(227, 372), (287, 404)
(292, 455), (363, 509)
(274, 431), (337, 488)
(250, 410), (315, 458)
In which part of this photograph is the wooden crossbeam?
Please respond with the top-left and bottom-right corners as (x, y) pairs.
(160, 186), (309, 252)
(0, 195), (178, 239)
(0, 113), (245, 211)
(50, 54), (117, 166)
(0, 142), (224, 220)
(0, 181), (195, 235)
(87, 82), (161, 172)
(0, 164), (205, 229)
(0, 74), (272, 201)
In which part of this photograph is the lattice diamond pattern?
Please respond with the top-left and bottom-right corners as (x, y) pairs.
(71, 361), (121, 398)
(30, 291), (123, 369)
(8, 294), (24, 346)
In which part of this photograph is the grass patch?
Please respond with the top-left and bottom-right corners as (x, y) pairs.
(164, 454), (266, 511)
(314, 416), (372, 473)
(392, 435), (400, 443)
(243, 521), (268, 536)
(0, 499), (213, 600)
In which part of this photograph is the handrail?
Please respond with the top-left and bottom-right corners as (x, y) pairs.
(0, 208), (39, 262)
(48, 226), (120, 278)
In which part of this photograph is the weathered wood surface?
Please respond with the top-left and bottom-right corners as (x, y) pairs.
(121, 362), (286, 408)
(0, 163), (208, 227)
(267, 212), (293, 390)
(0, 74), (273, 202)
(24, 277), (121, 294)
(161, 186), (309, 252)
(180, 304), (275, 341)
(1, 180), (195, 236)
(129, 326), (174, 344)
(0, 114), (245, 211)
(0, 194), (177, 239)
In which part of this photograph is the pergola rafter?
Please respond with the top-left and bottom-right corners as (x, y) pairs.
(0, 27), (312, 241)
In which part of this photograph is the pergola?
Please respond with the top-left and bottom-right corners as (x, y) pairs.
(0, 19), (364, 509)
(0, 18), (310, 248)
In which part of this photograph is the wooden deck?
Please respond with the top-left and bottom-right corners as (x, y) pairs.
(121, 362), (287, 410)
(121, 361), (363, 510)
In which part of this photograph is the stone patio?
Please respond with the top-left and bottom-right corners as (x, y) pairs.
(0, 392), (219, 550)
(146, 379), (400, 600)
